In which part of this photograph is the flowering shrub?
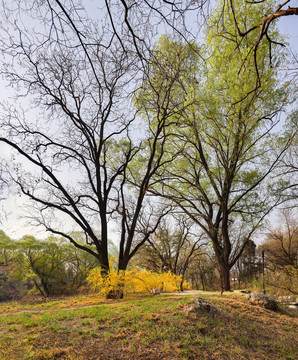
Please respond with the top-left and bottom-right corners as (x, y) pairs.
(87, 267), (183, 296)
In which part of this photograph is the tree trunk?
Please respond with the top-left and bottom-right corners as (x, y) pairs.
(106, 260), (127, 299)
(200, 273), (205, 291)
(220, 264), (231, 291)
(97, 256), (125, 300)
(179, 279), (184, 292)
(106, 288), (124, 299)
(33, 279), (47, 298)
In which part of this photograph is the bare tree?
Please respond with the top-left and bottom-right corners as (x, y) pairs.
(0, 0), (179, 296)
(188, 251), (217, 291)
(0, 161), (9, 225)
(260, 209), (298, 269)
(257, 209), (298, 294)
(134, 215), (205, 290)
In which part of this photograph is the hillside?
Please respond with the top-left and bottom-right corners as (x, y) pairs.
(0, 293), (297, 360)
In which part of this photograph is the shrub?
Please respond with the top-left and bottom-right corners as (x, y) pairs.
(87, 267), (182, 297)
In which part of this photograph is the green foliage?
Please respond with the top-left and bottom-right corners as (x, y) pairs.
(134, 35), (201, 121)
(0, 231), (26, 301)
(134, 1), (291, 292)
(0, 232), (98, 298)
(20, 236), (68, 297)
(100, 138), (134, 172)
(131, 36), (202, 186)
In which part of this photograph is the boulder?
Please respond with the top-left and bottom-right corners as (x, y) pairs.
(240, 290), (251, 294)
(288, 304), (298, 311)
(151, 288), (161, 295)
(248, 292), (278, 310)
(184, 297), (222, 317)
(278, 295), (296, 304)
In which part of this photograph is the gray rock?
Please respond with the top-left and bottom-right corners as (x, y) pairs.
(151, 288), (161, 295)
(248, 292), (278, 310)
(288, 295), (297, 303)
(278, 295), (296, 304)
(184, 297), (222, 317)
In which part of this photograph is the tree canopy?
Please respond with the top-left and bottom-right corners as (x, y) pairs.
(136, 3), (294, 290)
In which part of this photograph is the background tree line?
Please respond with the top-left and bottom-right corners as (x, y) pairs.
(1, 209), (297, 300)
(0, 231), (98, 300)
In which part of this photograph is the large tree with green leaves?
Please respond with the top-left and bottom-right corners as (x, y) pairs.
(137, 2), (294, 291)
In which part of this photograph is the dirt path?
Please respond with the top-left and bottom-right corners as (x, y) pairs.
(164, 290), (218, 296)
(164, 290), (249, 296)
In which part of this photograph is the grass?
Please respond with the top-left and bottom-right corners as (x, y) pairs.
(0, 292), (297, 359)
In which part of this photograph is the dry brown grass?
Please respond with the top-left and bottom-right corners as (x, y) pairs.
(0, 292), (297, 359)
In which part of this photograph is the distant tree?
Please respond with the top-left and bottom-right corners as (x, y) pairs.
(20, 235), (98, 297)
(188, 252), (218, 291)
(20, 236), (66, 297)
(58, 235), (99, 293)
(259, 210), (298, 270)
(233, 239), (260, 288)
(0, 231), (19, 265)
(257, 210), (298, 295)
(0, 231), (26, 300)
(0, 231), (99, 298)
(134, 216), (205, 290)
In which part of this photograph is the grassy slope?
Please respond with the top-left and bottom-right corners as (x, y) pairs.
(0, 293), (297, 360)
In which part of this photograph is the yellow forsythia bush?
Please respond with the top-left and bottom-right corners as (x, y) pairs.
(87, 267), (182, 296)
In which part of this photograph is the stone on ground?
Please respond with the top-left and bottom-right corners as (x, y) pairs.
(248, 292), (278, 310)
(184, 297), (222, 317)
